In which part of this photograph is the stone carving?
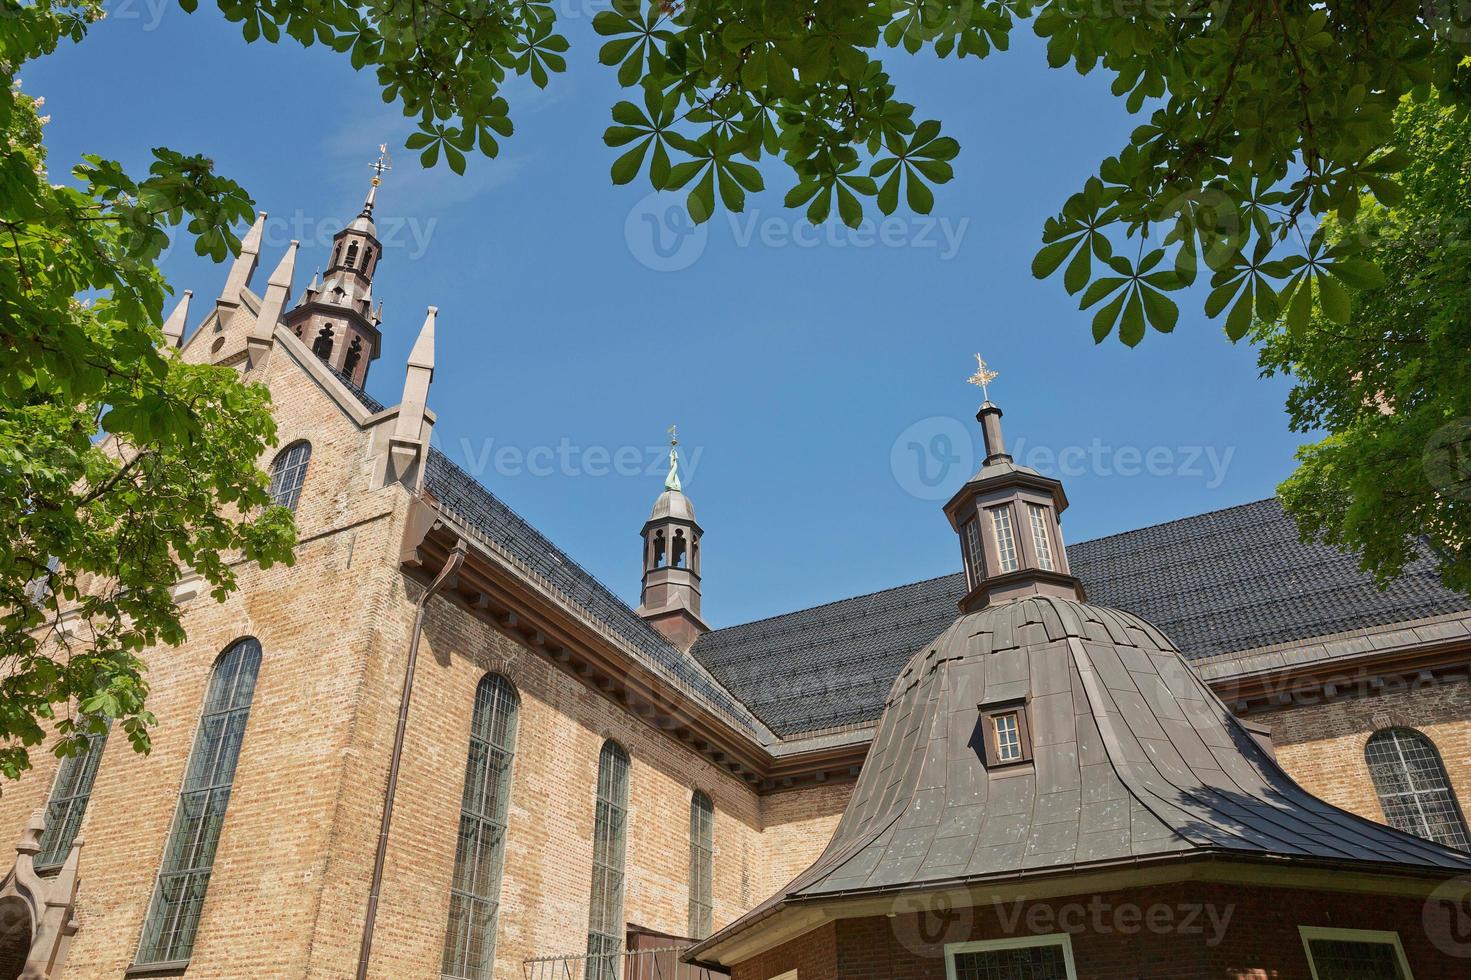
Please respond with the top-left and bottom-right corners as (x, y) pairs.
(0, 810), (82, 979)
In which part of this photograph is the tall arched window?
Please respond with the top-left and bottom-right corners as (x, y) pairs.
(688, 791), (714, 939)
(586, 740), (630, 980)
(441, 675), (521, 980)
(36, 725), (110, 871)
(267, 441), (312, 513)
(136, 638), (262, 965)
(1365, 728), (1470, 851)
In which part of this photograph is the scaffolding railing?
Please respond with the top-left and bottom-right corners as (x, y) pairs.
(523, 946), (726, 980)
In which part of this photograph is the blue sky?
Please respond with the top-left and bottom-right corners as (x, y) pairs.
(30, 5), (1306, 627)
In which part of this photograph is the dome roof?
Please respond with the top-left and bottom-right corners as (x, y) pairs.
(730, 594), (1471, 909)
(345, 211), (377, 237)
(649, 488), (696, 523)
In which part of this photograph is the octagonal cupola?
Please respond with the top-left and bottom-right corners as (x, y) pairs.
(636, 426), (708, 651)
(281, 147), (390, 388)
(942, 357), (1085, 613)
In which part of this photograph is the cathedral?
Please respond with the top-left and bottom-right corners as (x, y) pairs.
(3, 175), (1471, 980)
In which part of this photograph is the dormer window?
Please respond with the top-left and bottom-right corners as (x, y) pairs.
(979, 700), (1032, 769)
(1027, 504), (1056, 571)
(989, 506), (1018, 573)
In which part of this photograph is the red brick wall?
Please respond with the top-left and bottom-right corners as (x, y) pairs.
(732, 881), (1471, 980)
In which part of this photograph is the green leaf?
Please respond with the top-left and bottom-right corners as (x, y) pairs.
(1032, 238), (1080, 279)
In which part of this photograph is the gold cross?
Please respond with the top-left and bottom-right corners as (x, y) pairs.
(966, 353), (998, 401)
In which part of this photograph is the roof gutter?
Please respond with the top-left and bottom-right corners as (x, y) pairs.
(355, 535), (467, 980)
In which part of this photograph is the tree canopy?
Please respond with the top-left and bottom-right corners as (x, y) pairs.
(1260, 95), (1471, 598)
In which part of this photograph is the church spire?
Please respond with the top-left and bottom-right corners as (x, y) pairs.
(281, 146), (388, 388)
(637, 425), (708, 651)
(943, 355), (1084, 613)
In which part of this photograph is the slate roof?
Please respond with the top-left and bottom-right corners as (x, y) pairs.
(422, 448), (767, 738)
(689, 498), (1471, 737)
(690, 595), (1471, 959)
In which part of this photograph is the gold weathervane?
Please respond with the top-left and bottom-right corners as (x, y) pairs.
(966, 353), (998, 402)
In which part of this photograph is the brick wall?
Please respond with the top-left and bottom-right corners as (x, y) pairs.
(732, 882), (1471, 980)
(1260, 678), (1471, 827)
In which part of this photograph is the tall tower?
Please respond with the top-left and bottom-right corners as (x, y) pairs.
(282, 147), (390, 388)
(636, 427), (708, 651)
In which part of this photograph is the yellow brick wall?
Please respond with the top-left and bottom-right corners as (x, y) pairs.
(0, 324), (856, 979)
(1260, 678), (1471, 827)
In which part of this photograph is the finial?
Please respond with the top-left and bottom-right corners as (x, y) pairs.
(665, 424), (682, 492)
(966, 353), (998, 404)
(363, 143), (392, 215)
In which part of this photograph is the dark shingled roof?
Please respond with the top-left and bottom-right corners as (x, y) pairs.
(690, 498), (1471, 737)
(691, 595), (1471, 958)
(422, 448), (765, 737)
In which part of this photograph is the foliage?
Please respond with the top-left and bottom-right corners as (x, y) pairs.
(1259, 96), (1471, 597)
(0, 4), (296, 782)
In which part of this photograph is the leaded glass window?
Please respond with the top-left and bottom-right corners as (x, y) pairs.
(989, 506), (1018, 573)
(586, 740), (630, 980)
(961, 518), (985, 588)
(136, 638), (262, 965)
(1300, 928), (1411, 980)
(1027, 504), (1055, 571)
(950, 937), (1074, 980)
(1365, 728), (1470, 850)
(687, 791), (714, 940)
(36, 726), (109, 871)
(441, 675), (520, 980)
(267, 441), (312, 513)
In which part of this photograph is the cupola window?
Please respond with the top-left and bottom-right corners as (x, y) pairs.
(989, 506), (1019, 574)
(361, 246), (374, 272)
(345, 242), (359, 268)
(961, 518), (984, 588)
(1027, 504), (1056, 571)
(672, 530), (687, 569)
(651, 531), (666, 569)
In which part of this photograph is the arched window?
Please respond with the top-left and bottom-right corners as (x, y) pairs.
(267, 441), (312, 513)
(343, 336), (363, 379)
(136, 638), (262, 965)
(687, 791), (714, 939)
(361, 246), (374, 272)
(36, 724), (110, 871)
(441, 675), (520, 980)
(1365, 728), (1470, 850)
(344, 241), (359, 268)
(312, 324), (335, 362)
(586, 740), (630, 980)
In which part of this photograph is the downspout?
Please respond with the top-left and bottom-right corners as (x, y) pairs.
(355, 535), (468, 980)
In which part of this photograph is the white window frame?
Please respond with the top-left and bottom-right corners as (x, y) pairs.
(1299, 926), (1414, 980)
(944, 933), (1077, 980)
(768, 972), (797, 980)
